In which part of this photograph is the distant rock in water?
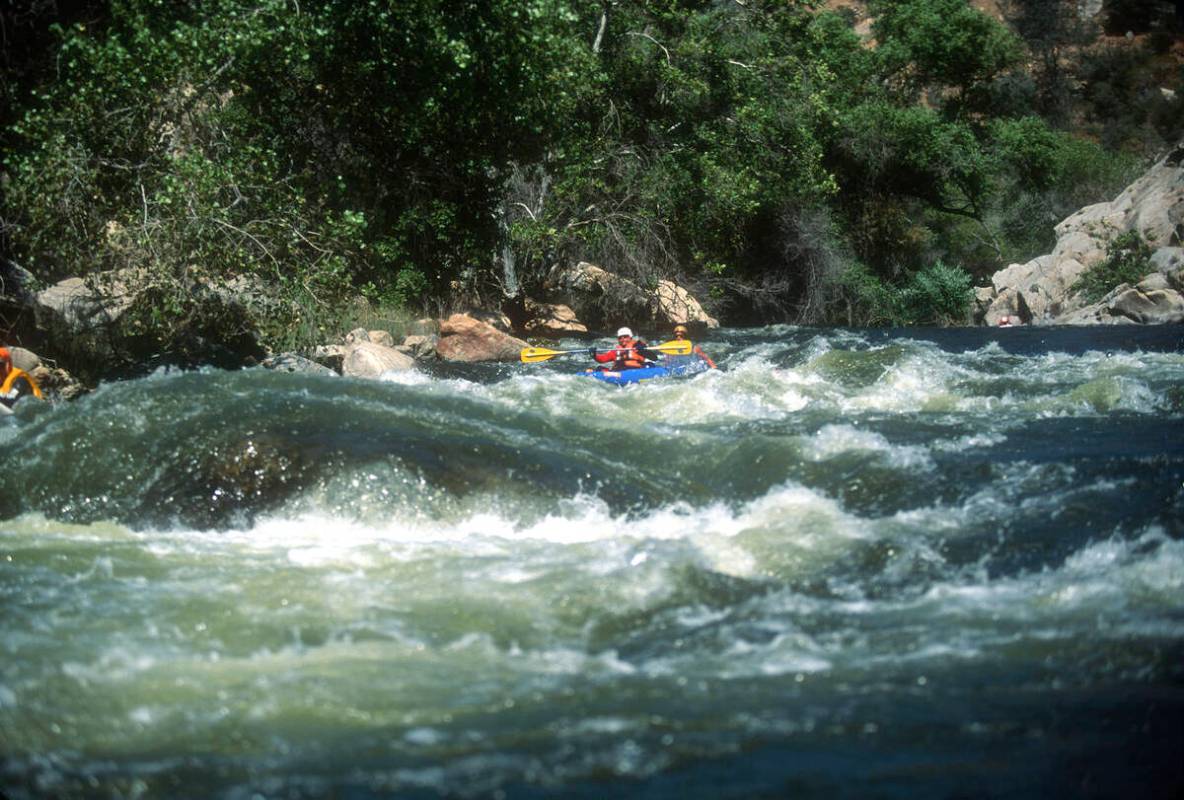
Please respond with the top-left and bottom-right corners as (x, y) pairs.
(260, 354), (339, 377)
(983, 139), (1184, 326)
(343, 341), (416, 377)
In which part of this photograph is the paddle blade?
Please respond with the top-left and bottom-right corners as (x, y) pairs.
(520, 347), (564, 363)
(654, 339), (693, 356)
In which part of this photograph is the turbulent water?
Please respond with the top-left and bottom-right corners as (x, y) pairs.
(2, 324), (1183, 799)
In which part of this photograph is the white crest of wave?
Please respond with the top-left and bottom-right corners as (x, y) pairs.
(917, 527), (1184, 634)
(805, 424), (934, 470)
(845, 353), (966, 413)
(153, 478), (870, 586)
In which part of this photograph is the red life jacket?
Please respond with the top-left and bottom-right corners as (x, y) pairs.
(594, 338), (653, 370)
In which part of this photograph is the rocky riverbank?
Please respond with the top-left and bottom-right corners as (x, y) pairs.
(978, 139), (1184, 327)
(0, 257), (721, 400)
(3, 139), (1182, 403)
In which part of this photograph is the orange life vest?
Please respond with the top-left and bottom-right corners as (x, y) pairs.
(1, 366), (43, 403)
(616, 344), (649, 370)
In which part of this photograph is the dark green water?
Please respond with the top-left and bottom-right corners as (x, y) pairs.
(2, 324), (1182, 799)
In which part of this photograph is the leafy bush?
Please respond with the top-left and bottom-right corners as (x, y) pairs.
(1071, 230), (1155, 303)
(836, 260), (973, 327)
(894, 261), (975, 325)
(836, 261), (898, 327)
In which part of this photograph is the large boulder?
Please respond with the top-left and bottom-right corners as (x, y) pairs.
(545, 261), (718, 331)
(523, 299), (588, 338)
(1108, 274), (1184, 324)
(983, 140), (1184, 325)
(436, 313), (530, 362)
(35, 273), (140, 334)
(654, 280), (719, 328)
(29, 269), (267, 379)
(342, 341), (416, 377)
(545, 262), (652, 330)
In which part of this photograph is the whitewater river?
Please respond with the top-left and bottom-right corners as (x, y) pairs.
(2, 324), (1182, 799)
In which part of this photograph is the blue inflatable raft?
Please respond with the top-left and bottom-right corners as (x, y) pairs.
(583, 359), (707, 386)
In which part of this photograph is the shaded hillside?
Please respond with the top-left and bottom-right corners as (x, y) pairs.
(826, 0), (1184, 152)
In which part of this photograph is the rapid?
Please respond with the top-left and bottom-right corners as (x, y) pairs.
(2, 324), (1183, 799)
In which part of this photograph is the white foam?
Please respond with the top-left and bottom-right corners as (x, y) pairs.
(805, 424), (934, 470)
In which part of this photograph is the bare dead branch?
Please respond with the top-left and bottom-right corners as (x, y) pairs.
(627, 31), (671, 65)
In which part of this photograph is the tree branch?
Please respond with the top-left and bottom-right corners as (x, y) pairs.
(627, 31), (671, 65)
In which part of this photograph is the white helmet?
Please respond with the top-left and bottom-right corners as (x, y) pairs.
(616, 327), (633, 338)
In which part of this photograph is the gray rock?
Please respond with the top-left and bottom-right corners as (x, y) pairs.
(545, 261), (717, 331)
(261, 353), (339, 377)
(1150, 247), (1184, 275)
(1, 259), (39, 307)
(6, 346), (40, 372)
(654, 280), (719, 328)
(368, 330), (396, 348)
(36, 274), (139, 333)
(972, 286), (997, 324)
(309, 344), (346, 372)
(523, 300), (588, 338)
(545, 262), (653, 330)
(986, 139), (1184, 325)
(344, 328), (371, 346)
(402, 334), (440, 360)
(1108, 283), (1184, 324)
(983, 287), (1033, 326)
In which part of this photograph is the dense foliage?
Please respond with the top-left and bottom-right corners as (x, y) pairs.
(2, 0), (1176, 353)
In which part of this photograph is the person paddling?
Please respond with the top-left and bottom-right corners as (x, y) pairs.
(666, 324), (716, 369)
(0, 347), (43, 409)
(589, 327), (659, 371)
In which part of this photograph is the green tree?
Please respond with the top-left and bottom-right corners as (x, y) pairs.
(4, 0), (589, 357)
(872, 0), (1023, 111)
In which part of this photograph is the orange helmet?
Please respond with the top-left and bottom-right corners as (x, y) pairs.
(0, 347), (10, 364)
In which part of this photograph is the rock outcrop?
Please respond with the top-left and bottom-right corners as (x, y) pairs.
(259, 353), (339, 377)
(654, 280), (719, 328)
(983, 140), (1184, 325)
(523, 300), (588, 337)
(26, 268), (268, 377)
(543, 261), (718, 331)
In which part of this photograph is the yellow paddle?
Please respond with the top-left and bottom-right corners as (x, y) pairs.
(520, 338), (693, 364)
